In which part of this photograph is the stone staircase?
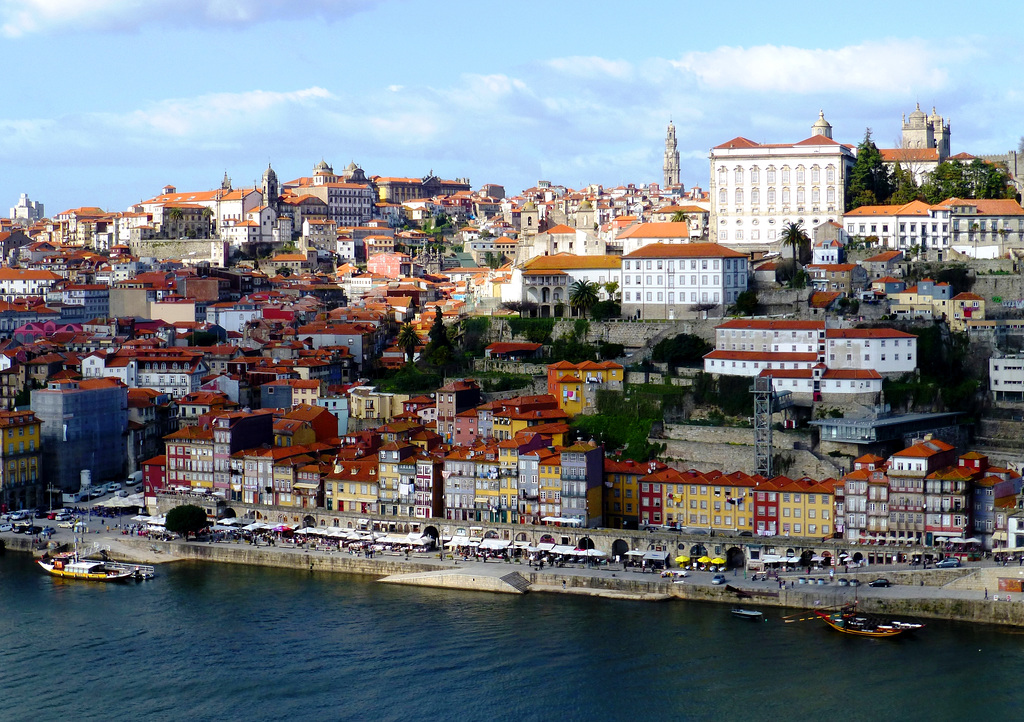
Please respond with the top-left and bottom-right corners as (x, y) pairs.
(943, 565), (1024, 592)
(499, 571), (532, 594)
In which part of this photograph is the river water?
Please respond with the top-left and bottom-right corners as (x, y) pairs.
(1, 551), (1022, 721)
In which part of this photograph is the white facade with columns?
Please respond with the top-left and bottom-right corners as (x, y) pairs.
(709, 112), (856, 250)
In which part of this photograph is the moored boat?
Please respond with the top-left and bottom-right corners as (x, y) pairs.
(38, 554), (135, 582)
(814, 603), (922, 638)
(731, 608), (764, 621)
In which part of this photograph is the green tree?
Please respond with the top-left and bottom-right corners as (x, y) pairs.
(846, 129), (892, 209)
(921, 159), (1014, 203)
(779, 220), (810, 264)
(603, 281), (620, 300)
(165, 505), (209, 538)
(670, 210), (689, 223)
(165, 206), (184, 235)
(397, 322), (419, 362)
(728, 290), (759, 316)
(889, 162), (922, 205)
(569, 279), (600, 318)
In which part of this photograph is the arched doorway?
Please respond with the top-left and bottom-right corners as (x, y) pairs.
(424, 525), (440, 543)
(726, 547), (744, 569)
(484, 530), (499, 539)
(540, 534), (555, 544)
(799, 550), (814, 568)
(515, 532), (528, 542)
(221, 508), (236, 518)
(303, 515), (316, 529)
(821, 551), (833, 566)
(612, 539), (629, 559)
(690, 543), (707, 557)
(852, 551), (864, 563)
(577, 537), (595, 550)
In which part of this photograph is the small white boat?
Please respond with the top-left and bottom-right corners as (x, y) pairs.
(731, 608), (764, 621)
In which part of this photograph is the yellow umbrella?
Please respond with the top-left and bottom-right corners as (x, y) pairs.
(697, 556), (712, 564)
(711, 557), (726, 565)
(675, 555), (690, 564)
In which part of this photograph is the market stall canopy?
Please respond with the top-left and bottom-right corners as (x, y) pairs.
(643, 551), (669, 561)
(479, 539), (511, 550)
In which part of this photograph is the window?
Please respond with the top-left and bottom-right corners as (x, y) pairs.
(782, 167), (790, 183)
(734, 168), (743, 184)
(735, 189), (744, 204)
(751, 189), (760, 205)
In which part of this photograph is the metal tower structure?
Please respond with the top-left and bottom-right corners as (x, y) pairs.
(753, 375), (774, 477)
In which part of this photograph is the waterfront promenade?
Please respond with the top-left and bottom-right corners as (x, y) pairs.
(7, 522), (1024, 628)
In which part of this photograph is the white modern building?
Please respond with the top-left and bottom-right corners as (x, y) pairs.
(709, 111), (856, 250)
(620, 242), (748, 319)
(990, 353), (1024, 402)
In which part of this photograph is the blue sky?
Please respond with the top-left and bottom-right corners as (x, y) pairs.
(1, 0), (1021, 215)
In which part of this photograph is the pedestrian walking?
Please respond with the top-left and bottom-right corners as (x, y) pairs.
(985, 588), (988, 599)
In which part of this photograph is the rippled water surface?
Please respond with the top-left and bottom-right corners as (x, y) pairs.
(1, 551), (1022, 721)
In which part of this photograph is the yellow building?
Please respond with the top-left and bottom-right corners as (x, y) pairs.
(0, 410), (42, 510)
(546, 361), (624, 416)
(602, 458), (649, 529)
(949, 292), (985, 332)
(538, 449), (563, 519)
(654, 468), (758, 533)
(328, 458), (379, 514)
(772, 477), (837, 539)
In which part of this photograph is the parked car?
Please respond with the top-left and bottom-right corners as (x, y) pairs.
(41, 526), (55, 535)
(935, 558), (962, 568)
(133, 484), (143, 493)
(107, 482), (122, 493)
(868, 578), (892, 588)
(711, 573), (727, 585)
(0, 522), (12, 532)
(57, 520), (75, 529)
(89, 488), (106, 499)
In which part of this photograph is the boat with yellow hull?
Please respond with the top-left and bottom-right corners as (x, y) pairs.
(814, 603), (923, 638)
(38, 555), (135, 582)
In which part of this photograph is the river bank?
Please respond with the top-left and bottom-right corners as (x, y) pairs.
(8, 529), (1024, 629)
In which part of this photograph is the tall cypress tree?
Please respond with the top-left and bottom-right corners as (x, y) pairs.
(846, 129), (893, 210)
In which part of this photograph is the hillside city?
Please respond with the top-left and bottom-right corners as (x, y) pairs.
(4, 104), (1024, 557)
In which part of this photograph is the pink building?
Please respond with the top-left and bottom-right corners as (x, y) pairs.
(366, 251), (412, 279)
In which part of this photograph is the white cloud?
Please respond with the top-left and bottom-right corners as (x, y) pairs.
(673, 39), (956, 95)
(545, 56), (633, 80)
(0, 0), (376, 37)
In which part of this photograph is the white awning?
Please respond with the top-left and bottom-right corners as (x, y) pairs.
(479, 539), (511, 550)
(643, 551), (669, 561)
(550, 544), (578, 555)
(541, 516), (582, 526)
(536, 542), (556, 551)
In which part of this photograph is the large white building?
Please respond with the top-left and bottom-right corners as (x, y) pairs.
(709, 112), (856, 250)
(620, 242), (747, 319)
(703, 320), (917, 383)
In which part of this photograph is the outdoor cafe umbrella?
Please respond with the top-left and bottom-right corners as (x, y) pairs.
(697, 556), (712, 564)
(711, 557), (726, 565)
(675, 555), (691, 564)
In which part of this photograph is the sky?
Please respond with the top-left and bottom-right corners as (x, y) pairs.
(1, 0), (1022, 215)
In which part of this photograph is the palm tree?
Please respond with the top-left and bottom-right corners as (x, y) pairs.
(397, 323), (419, 363)
(671, 210), (689, 224)
(166, 206), (184, 236)
(569, 279), (600, 318)
(780, 220), (810, 264)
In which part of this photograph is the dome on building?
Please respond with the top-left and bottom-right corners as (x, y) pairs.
(811, 110), (832, 138)
(314, 160), (333, 175)
(522, 200), (536, 211)
(346, 161), (358, 171)
(579, 200), (593, 210)
(909, 103), (926, 121)
(262, 163), (277, 182)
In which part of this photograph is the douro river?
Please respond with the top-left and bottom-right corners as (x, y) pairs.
(1, 552), (1021, 720)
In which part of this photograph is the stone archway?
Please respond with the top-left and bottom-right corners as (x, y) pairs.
(484, 529), (499, 539)
(726, 546), (745, 569)
(852, 551), (864, 563)
(515, 532), (528, 542)
(799, 550), (814, 567)
(540, 534), (555, 544)
(690, 543), (708, 557)
(221, 508), (236, 518)
(577, 537), (594, 550)
(303, 515), (316, 529)
(424, 525), (440, 543)
(821, 551), (833, 567)
(612, 539), (629, 559)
